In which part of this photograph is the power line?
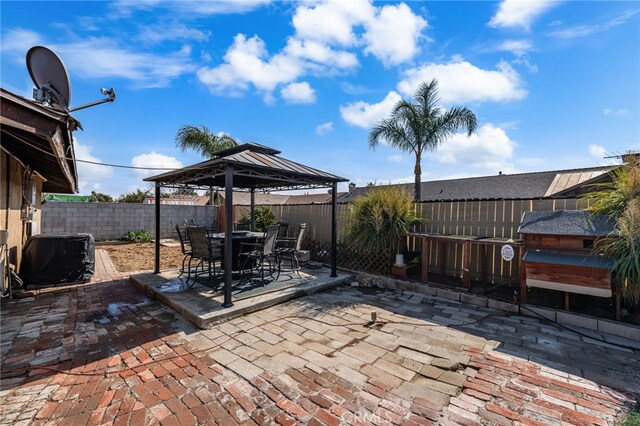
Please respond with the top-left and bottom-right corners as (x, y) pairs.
(3, 129), (194, 171)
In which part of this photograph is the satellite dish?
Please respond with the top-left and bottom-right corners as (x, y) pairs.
(26, 46), (71, 111)
(25, 45), (116, 113)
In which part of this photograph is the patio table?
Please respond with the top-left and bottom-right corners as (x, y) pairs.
(208, 231), (265, 271)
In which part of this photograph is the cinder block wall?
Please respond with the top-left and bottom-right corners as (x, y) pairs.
(41, 202), (218, 240)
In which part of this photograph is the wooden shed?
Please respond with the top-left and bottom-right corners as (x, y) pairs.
(517, 210), (619, 318)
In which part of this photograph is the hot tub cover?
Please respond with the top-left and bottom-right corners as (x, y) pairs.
(20, 234), (95, 286)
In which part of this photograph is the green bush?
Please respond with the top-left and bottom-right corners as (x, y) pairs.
(123, 229), (150, 242)
(585, 158), (640, 306)
(347, 186), (420, 254)
(238, 206), (277, 232)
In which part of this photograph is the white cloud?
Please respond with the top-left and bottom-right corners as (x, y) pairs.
(489, 0), (559, 30)
(284, 38), (358, 69)
(291, 0), (426, 65)
(340, 91), (402, 128)
(494, 39), (533, 56)
(198, 33), (360, 101)
(363, 3), (427, 66)
(131, 152), (183, 178)
(398, 58), (527, 104)
(73, 141), (114, 193)
(388, 154), (403, 163)
(1, 29), (194, 88)
(603, 108), (628, 116)
(0, 29), (43, 55)
(512, 57), (538, 73)
(136, 22), (210, 43)
(281, 81), (316, 104)
(196, 1), (427, 101)
(435, 124), (518, 173)
(548, 9), (639, 39)
(292, 0), (375, 46)
(316, 122), (334, 135)
(588, 144), (607, 159)
(198, 34), (304, 96)
(111, 0), (269, 17)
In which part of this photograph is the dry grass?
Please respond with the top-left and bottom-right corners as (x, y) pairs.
(100, 242), (184, 273)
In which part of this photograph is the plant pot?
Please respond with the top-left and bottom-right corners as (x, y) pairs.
(394, 253), (405, 267)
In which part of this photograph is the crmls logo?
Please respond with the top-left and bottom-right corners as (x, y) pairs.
(341, 411), (381, 423)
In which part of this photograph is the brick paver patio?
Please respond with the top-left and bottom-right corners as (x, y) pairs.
(0, 249), (638, 425)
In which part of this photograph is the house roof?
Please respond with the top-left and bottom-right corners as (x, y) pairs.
(0, 88), (79, 193)
(145, 142), (348, 190)
(517, 210), (616, 237)
(214, 191), (347, 205)
(216, 191), (291, 205)
(340, 165), (616, 203)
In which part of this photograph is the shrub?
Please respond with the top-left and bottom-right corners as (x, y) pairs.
(238, 206), (277, 232)
(585, 158), (640, 306)
(123, 229), (150, 242)
(602, 199), (640, 306)
(347, 186), (420, 254)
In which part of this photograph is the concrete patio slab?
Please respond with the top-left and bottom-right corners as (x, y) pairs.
(130, 267), (352, 328)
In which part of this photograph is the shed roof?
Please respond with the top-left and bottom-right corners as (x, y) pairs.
(145, 143), (347, 190)
(517, 210), (616, 237)
(0, 88), (79, 193)
(523, 251), (613, 269)
(340, 165), (615, 203)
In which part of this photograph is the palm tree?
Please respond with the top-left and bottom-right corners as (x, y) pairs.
(175, 125), (238, 158)
(369, 79), (478, 201)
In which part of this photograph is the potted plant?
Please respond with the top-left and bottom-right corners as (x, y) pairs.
(347, 186), (421, 269)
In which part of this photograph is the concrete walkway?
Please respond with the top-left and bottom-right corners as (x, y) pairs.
(0, 250), (637, 425)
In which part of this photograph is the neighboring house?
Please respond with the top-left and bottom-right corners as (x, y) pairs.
(340, 165), (617, 203)
(213, 191), (290, 206)
(143, 195), (205, 205)
(43, 194), (93, 203)
(213, 190), (347, 206)
(0, 88), (79, 283)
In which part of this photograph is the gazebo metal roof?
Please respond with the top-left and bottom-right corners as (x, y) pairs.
(144, 143), (347, 189)
(145, 143), (346, 310)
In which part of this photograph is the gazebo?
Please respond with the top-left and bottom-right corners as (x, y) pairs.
(144, 143), (348, 308)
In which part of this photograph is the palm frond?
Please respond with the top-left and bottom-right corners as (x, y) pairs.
(175, 125), (238, 158)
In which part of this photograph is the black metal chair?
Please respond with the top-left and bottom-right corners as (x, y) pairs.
(275, 223), (306, 279)
(186, 226), (222, 288)
(174, 224), (192, 277)
(238, 224), (280, 283)
(276, 222), (289, 238)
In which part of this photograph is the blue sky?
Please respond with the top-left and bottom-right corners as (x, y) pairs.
(1, 0), (638, 197)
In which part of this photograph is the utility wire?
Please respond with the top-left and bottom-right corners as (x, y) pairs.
(3, 129), (202, 171)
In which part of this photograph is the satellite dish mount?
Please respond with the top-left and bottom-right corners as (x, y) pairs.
(26, 45), (115, 113)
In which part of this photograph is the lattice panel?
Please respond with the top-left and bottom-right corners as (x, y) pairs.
(304, 239), (391, 274)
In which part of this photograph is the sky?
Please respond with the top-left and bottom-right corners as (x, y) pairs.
(1, 0), (639, 198)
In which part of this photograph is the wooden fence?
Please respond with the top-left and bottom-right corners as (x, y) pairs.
(236, 198), (589, 284)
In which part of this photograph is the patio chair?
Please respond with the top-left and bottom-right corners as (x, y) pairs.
(234, 221), (250, 231)
(274, 223), (306, 280)
(238, 224), (280, 283)
(276, 222), (289, 238)
(186, 226), (222, 288)
(174, 224), (192, 277)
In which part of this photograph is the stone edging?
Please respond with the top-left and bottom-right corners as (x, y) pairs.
(349, 271), (640, 342)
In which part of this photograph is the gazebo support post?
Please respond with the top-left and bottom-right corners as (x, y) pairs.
(154, 182), (161, 274)
(250, 188), (256, 232)
(330, 182), (337, 278)
(223, 164), (234, 308)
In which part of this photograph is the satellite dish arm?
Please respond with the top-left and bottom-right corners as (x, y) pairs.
(68, 88), (116, 113)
